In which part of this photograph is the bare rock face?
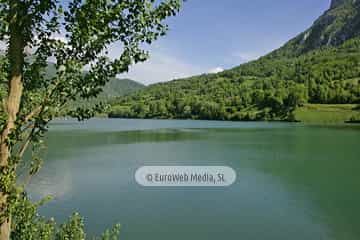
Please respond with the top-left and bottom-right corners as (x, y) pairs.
(330, 0), (357, 9)
(269, 0), (360, 58)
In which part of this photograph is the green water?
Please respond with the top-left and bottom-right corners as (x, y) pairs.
(27, 119), (360, 240)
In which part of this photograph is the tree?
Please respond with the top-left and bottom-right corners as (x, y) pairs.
(286, 84), (308, 108)
(0, 0), (182, 239)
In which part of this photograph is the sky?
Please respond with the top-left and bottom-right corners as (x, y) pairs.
(118, 0), (331, 85)
(0, 0), (331, 85)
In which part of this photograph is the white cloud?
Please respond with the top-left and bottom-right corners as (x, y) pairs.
(232, 52), (262, 62)
(119, 51), (204, 85)
(208, 67), (224, 74)
(2, 37), (205, 85)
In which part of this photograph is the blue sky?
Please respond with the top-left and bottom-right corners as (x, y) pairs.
(120, 0), (331, 84)
(0, 0), (331, 85)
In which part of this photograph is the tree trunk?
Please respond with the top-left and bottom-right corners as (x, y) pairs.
(0, 0), (25, 238)
(0, 74), (22, 240)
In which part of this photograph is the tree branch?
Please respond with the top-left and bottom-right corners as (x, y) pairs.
(23, 106), (42, 122)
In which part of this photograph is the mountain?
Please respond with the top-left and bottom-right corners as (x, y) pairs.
(331, 0), (353, 9)
(44, 62), (145, 100)
(1, 56), (144, 101)
(109, 0), (360, 122)
(0, 56), (145, 116)
(62, 77), (145, 115)
(35, 62), (145, 115)
(271, 0), (360, 58)
(99, 78), (145, 99)
(63, 77), (145, 116)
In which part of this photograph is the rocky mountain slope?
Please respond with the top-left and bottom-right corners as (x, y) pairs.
(109, 0), (360, 121)
(271, 0), (360, 58)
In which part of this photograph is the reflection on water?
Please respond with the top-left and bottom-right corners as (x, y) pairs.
(28, 160), (73, 201)
(27, 119), (360, 240)
(46, 129), (206, 149)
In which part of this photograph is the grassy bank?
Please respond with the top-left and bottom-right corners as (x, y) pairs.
(295, 104), (360, 124)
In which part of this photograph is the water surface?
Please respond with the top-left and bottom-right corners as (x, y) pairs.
(27, 119), (360, 240)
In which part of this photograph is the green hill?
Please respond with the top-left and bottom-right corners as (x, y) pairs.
(1, 58), (144, 99)
(101, 78), (145, 99)
(109, 0), (360, 122)
(0, 59), (145, 116)
(67, 77), (145, 114)
(44, 63), (145, 101)
(66, 77), (144, 114)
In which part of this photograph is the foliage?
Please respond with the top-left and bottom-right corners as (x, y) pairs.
(61, 78), (145, 116)
(0, 0), (182, 238)
(109, 0), (360, 122)
(10, 193), (121, 240)
(41, 62), (145, 115)
(109, 38), (360, 121)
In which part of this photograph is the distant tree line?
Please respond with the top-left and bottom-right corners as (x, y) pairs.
(109, 38), (360, 121)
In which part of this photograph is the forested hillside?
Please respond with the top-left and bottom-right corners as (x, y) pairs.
(109, 1), (360, 121)
(67, 78), (144, 111)
(109, 38), (360, 121)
